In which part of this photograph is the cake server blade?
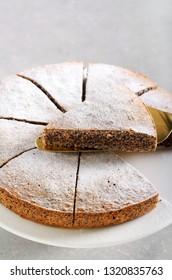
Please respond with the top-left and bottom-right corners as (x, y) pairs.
(146, 106), (172, 144)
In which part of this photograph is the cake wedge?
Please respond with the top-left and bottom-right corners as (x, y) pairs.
(73, 152), (159, 228)
(39, 85), (157, 152)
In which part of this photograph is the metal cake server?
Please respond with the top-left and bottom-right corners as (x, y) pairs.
(36, 106), (172, 151)
(147, 106), (172, 144)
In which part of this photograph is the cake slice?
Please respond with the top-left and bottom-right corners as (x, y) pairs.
(73, 153), (159, 228)
(85, 63), (156, 97)
(41, 83), (157, 152)
(18, 62), (84, 111)
(0, 149), (79, 228)
(0, 75), (61, 123)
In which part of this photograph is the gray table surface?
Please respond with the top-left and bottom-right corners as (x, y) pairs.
(0, 0), (171, 260)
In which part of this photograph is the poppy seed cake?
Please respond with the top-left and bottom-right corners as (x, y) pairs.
(0, 62), (162, 229)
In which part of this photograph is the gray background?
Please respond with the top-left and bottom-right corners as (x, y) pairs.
(0, 0), (171, 259)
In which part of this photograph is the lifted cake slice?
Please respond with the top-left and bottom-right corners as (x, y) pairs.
(40, 84), (157, 152)
(73, 153), (159, 228)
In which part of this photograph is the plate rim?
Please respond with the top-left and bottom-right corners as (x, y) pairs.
(0, 201), (172, 248)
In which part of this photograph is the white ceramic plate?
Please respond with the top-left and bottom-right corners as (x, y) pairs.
(0, 148), (172, 248)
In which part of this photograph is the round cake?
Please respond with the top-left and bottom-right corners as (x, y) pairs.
(1, 62), (171, 228)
